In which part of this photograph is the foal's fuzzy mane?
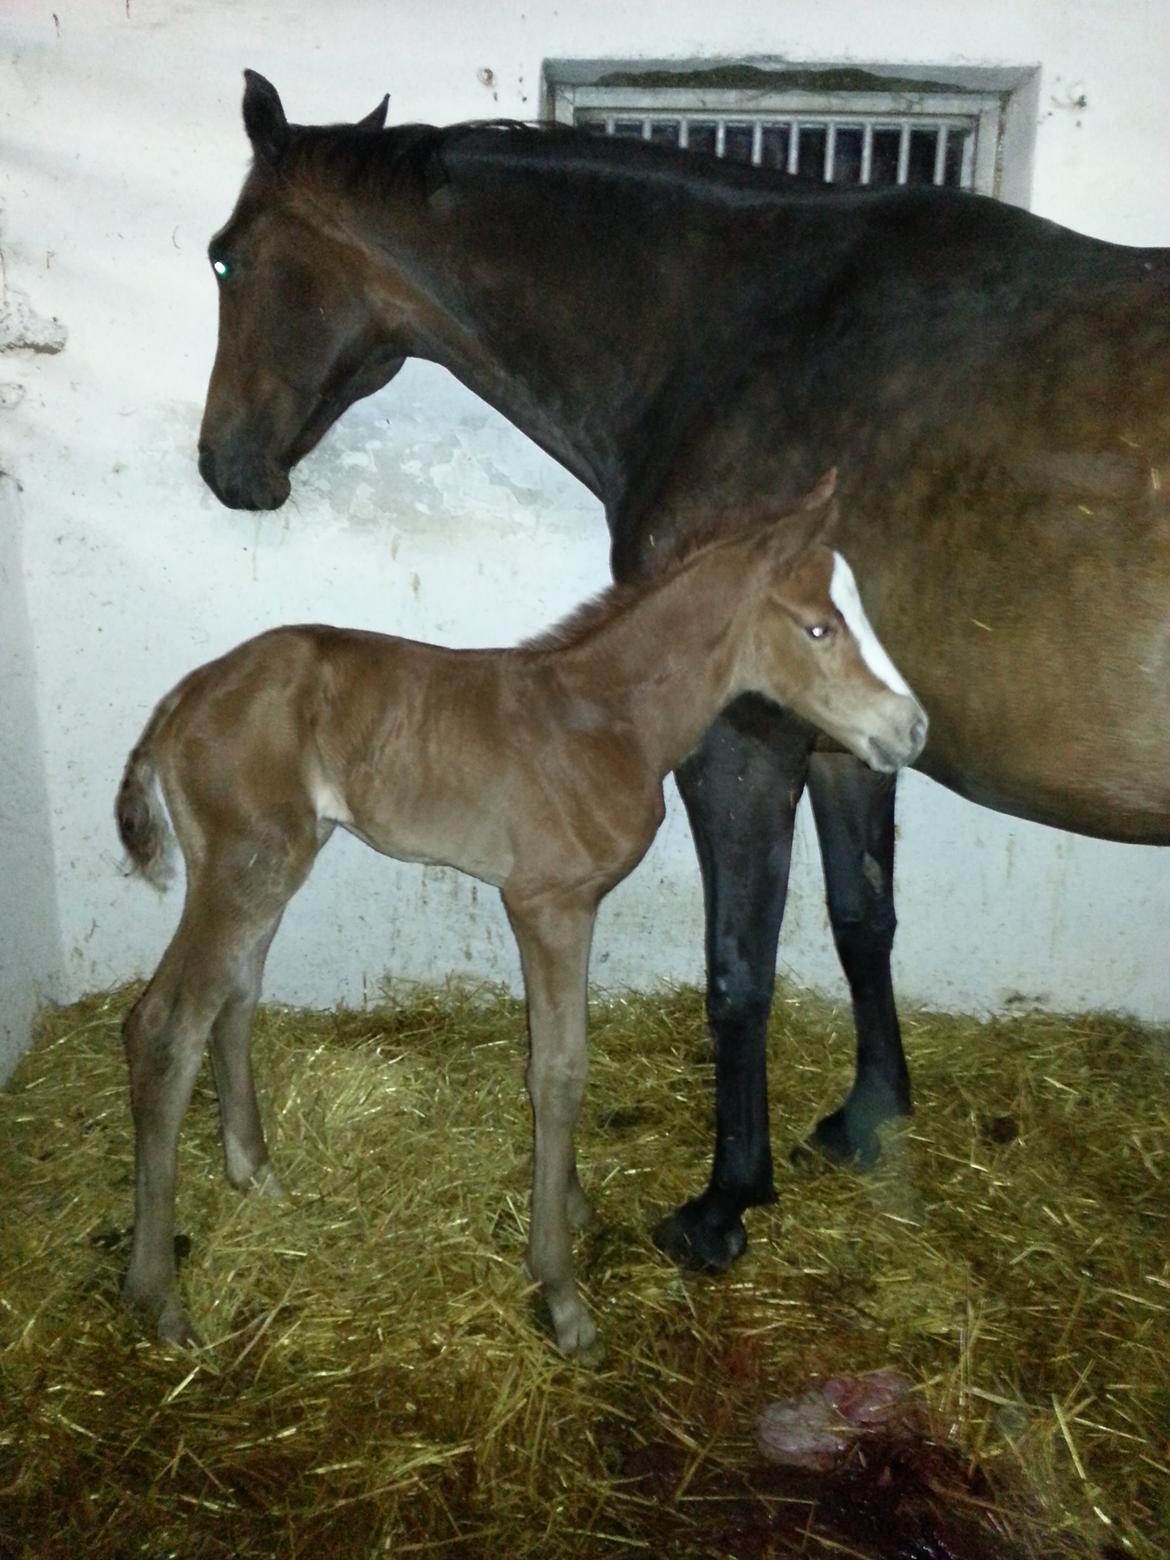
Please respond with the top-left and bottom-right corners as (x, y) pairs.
(521, 578), (648, 652)
(521, 520), (771, 652)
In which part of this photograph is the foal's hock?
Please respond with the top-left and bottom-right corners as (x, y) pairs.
(117, 481), (925, 1358)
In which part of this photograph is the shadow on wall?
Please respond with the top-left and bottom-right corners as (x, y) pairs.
(0, 471), (65, 1081)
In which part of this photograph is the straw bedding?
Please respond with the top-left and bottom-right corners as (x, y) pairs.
(1, 982), (1166, 1557)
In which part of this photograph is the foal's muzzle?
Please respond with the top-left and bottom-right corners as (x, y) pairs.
(867, 709), (928, 773)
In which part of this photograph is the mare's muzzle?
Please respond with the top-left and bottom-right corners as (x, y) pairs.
(197, 440), (292, 511)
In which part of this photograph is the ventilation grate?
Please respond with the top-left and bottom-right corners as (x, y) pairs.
(578, 113), (976, 188)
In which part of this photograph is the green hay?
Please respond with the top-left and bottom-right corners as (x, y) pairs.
(1, 983), (1167, 1557)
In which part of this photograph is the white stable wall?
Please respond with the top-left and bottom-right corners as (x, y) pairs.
(0, 473), (64, 1078)
(1, 1), (1167, 1080)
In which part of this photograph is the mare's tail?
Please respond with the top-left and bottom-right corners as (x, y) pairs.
(115, 687), (183, 891)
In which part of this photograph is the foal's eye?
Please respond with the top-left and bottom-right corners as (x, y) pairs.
(806, 622), (833, 641)
(211, 258), (231, 281)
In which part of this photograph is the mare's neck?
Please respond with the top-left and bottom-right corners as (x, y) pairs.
(551, 541), (758, 776)
(350, 140), (736, 508)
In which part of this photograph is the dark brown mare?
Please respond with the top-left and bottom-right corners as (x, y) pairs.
(116, 481), (925, 1355)
(197, 73), (1170, 1275)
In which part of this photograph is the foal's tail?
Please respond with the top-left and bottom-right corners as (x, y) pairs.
(115, 687), (183, 892)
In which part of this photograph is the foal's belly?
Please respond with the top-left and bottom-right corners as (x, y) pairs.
(345, 805), (515, 888)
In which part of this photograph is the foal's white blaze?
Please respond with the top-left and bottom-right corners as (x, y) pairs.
(828, 551), (912, 695)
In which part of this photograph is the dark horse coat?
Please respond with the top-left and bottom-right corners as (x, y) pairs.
(197, 73), (1170, 1272)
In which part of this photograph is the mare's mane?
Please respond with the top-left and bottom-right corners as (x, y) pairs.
(284, 113), (828, 208)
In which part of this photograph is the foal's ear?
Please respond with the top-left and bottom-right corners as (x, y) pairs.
(768, 468), (839, 565)
(798, 467), (838, 515)
(242, 69), (290, 167)
(356, 94), (390, 132)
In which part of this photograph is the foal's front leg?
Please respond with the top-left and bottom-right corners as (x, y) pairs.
(503, 890), (599, 1361)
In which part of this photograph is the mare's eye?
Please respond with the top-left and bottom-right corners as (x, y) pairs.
(806, 622), (834, 641)
(211, 257), (231, 281)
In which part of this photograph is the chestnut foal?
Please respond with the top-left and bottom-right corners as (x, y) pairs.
(116, 479), (926, 1359)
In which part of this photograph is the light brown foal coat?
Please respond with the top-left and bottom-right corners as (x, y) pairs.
(117, 487), (925, 1359)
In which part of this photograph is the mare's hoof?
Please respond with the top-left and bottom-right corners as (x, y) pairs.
(790, 1107), (882, 1170)
(651, 1201), (748, 1273)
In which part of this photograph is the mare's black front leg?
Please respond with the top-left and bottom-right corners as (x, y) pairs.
(802, 751), (910, 1167)
(653, 697), (813, 1272)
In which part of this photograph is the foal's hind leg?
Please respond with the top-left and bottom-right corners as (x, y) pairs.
(124, 831), (318, 1343)
(504, 890), (600, 1361)
(208, 920), (288, 1197)
(209, 821), (335, 1196)
(803, 753), (909, 1167)
(656, 701), (813, 1272)
(122, 956), (222, 1347)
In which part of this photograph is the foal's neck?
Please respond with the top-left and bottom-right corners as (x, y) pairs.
(550, 542), (758, 776)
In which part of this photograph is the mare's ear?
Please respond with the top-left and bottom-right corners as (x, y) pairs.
(356, 94), (390, 132)
(242, 70), (290, 167)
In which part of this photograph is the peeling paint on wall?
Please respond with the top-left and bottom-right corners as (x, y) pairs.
(0, 222), (67, 357)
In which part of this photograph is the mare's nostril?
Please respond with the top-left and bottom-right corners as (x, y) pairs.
(910, 715), (928, 751)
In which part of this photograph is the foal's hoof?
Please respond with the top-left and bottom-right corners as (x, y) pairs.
(124, 1286), (201, 1349)
(651, 1200), (748, 1274)
(157, 1300), (203, 1350)
(552, 1304), (603, 1366)
(250, 1163), (285, 1200)
(790, 1107), (882, 1171)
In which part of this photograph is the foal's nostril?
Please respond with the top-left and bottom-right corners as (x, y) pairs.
(910, 715), (928, 752)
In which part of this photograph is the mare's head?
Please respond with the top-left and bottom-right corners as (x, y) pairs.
(739, 473), (928, 772)
(198, 72), (411, 509)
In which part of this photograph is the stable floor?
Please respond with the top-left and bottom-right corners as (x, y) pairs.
(1, 984), (1167, 1557)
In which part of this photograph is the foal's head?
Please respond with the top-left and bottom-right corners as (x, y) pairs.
(198, 72), (411, 510)
(737, 475), (927, 772)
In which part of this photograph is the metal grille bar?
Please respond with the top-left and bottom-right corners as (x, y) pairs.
(581, 110), (977, 189)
